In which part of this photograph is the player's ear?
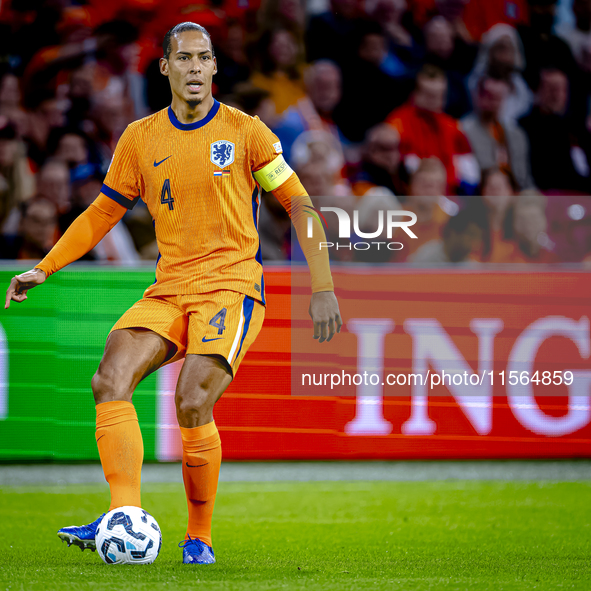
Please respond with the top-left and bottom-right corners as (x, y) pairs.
(213, 56), (218, 76)
(160, 57), (169, 77)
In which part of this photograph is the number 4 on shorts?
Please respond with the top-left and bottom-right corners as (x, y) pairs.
(209, 308), (227, 335)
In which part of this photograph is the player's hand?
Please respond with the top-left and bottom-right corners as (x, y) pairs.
(308, 291), (342, 343)
(5, 268), (46, 309)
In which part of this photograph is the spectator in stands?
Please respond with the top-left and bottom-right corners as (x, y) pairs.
(0, 70), (20, 114)
(21, 9), (94, 99)
(90, 93), (129, 171)
(23, 16), (145, 121)
(410, 200), (487, 264)
(0, 119), (35, 230)
(6, 0), (591, 267)
(472, 168), (517, 262)
(290, 129), (349, 195)
(36, 159), (71, 216)
(45, 161), (140, 264)
(213, 20), (251, 96)
(0, 69), (28, 137)
(61, 173), (102, 223)
(49, 128), (101, 184)
(365, 0), (422, 76)
(410, 0), (472, 42)
(87, 20), (146, 120)
(396, 157), (454, 260)
(335, 23), (406, 142)
(258, 0), (307, 34)
(518, 0), (577, 90)
(556, 0), (591, 69)
(510, 192), (560, 262)
(231, 83), (277, 128)
(66, 65), (94, 128)
(306, 0), (362, 68)
(468, 24), (533, 123)
(91, 215), (141, 265)
(2, 159), (70, 236)
(423, 16), (476, 118)
(273, 60), (343, 164)
(369, 0), (414, 49)
(462, 0), (529, 42)
(353, 191), (403, 263)
(297, 160), (339, 199)
(350, 123), (404, 198)
(250, 28), (307, 115)
(288, 144), (354, 262)
(120, 202), (158, 261)
(519, 68), (591, 192)
(0, 197), (57, 260)
(25, 91), (68, 167)
(462, 75), (534, 191)
(385, 64), (477, 194)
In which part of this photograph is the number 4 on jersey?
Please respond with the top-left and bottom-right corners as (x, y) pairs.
(160, 179), (174, 210)
(209, 308), (227, 335)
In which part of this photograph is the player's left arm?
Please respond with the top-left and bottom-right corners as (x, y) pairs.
(254, 157), (342, 342)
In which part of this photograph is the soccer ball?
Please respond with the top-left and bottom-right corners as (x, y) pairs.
(95, 506), (162, 565)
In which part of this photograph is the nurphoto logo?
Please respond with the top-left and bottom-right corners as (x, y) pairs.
(304, 204), (418, 251)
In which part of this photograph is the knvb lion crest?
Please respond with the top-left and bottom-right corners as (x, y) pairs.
(210, 140), (235, 168)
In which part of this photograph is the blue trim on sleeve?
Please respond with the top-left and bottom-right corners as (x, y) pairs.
(251, 186), (266, 305)
(101, 184), (140, 210)
(152, 218), (161, 285)
(233, 296), (255, 366)
(167, 100), (220, 131)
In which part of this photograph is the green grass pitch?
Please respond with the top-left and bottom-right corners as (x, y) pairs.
(0, 480), (589, 590)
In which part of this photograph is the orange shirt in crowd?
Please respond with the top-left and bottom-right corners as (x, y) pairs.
(408, 0), (528, 41)
(385, 103), (472, 193)
(250, 70), (307, 116)
(476, 229), (518, 263)
(463, 0), (529, 42)
(489, 230), (517, 263)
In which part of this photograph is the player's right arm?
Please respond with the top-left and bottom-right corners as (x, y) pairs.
(4, 195), (127, 308)
(5, 125), (141, 309)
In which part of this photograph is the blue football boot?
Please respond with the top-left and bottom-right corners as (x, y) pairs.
(57, 513), (105, 552)
(179, 535), (216, 564)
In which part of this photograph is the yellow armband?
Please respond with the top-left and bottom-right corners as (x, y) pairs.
(253, 155), (294, 192)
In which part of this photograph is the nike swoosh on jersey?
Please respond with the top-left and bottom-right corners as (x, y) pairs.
(186, 462), (208, 468)
(202, 336), (223, 342)
(153, 155), (172, 167)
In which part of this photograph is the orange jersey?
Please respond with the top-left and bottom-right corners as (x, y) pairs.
(101, 100), (285, 303)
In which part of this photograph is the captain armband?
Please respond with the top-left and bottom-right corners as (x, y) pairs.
(253, 155), (294, 192)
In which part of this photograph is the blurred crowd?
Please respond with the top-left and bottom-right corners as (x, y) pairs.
(1, 0), (591, 265)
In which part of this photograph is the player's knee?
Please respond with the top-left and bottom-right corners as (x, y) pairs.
(91, 368), (133, 404)
(175, 389), (212, 420)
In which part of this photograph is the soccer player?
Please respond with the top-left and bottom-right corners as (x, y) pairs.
(4, 22), (341, 564)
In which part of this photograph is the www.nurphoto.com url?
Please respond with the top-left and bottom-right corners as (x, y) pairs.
(301, 371), (575, 389)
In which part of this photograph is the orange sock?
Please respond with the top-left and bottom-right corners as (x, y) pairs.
(180, 421), (221, 548)
(96, 401), (143, 510)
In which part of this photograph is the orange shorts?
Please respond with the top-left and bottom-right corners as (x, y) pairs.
(110, 290), (265, 375)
